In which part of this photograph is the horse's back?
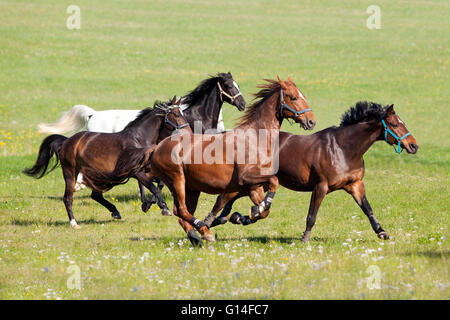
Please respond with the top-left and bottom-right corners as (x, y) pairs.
(86, 110), (141, 133)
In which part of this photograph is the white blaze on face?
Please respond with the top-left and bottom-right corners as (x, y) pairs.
(297, 89), (306, 101)
(397, 117), (405, 125)
(233, 81), (240, 93)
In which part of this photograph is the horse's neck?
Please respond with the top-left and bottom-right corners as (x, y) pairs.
(123, 115), (162, 146)
(183, 86), (223, 132)
(238, 93), (281, 132)
(338, 122), (382, 159)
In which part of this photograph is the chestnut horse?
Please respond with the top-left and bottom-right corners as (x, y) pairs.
(23, 99), (189, 229)
(208, 102), (419, 241)
(148, 77), (316, 245)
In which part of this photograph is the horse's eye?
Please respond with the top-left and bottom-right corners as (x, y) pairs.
(291, 96), (297, 101)
(390, 122), (398, 128)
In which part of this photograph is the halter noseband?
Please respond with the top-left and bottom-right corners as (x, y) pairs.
(381, 119), (411, 154)
(155, 105), (189, 130)
(217, 81), (242, 104)
(279, 89), (312, 123)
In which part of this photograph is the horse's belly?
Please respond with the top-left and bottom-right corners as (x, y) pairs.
(184, 164), (242, 193)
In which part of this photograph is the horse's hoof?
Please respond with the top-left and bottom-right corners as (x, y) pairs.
(229, 212), (243, 225)
(111, 211), (122, 219)
(202, 233), (216, 242)
(187, 230), (202, 247)
(70, 220), (81, 229)
(301, 231), (311, 242)
(141, 201), (152, 213)
(161, 208), (172, 216)
(210, 217), (228, 228)
(377, 231), (390, 240)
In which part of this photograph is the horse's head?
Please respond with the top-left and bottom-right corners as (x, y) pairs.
(217, 72), (246, 111)
(380, 104), (418, 154)
(277, 76), (316, 130)
(157, 97), (190, 135)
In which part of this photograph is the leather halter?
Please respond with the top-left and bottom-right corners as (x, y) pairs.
(217, 81), (242, 104)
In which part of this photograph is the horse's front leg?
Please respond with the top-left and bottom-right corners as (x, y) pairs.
(135, 172), (171, 216)
(301, 182), (328, 242)
(344, 180), (389, 240)
(203, 192), (241, 228)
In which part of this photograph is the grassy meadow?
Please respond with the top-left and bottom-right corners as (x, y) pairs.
(0, 0), (449, 299)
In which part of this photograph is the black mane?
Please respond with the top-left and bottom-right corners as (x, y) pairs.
(183, 73), (231, 106)
(340, 101), (389, 127)
(122, 100), (171, 130)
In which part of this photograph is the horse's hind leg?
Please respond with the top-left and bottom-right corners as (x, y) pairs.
(344, 180), (389, 240)
(230, 176), (279, 226)
(91, 191), (121, 219)
(62, 167), (80, 229)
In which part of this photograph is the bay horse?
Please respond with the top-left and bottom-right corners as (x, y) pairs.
(148, 77), (316, 245)
(208, 102), (419, 241)
(23, 99), (189, 229)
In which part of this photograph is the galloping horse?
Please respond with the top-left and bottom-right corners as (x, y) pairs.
(148, 77), (316, 245)
(38, 73), (246, 196)
(23, 100), (189, 229)
(209, 102), (419, 241)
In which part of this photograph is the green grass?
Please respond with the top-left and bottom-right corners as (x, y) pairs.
(0, 0), (449, 299)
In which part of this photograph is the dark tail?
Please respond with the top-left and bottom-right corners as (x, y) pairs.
(23, 134), (68, 178)
(82, 145), (157, 192)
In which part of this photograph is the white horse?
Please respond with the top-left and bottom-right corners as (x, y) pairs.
(37, 103), (225, 135)
(38, 103), (225, 191)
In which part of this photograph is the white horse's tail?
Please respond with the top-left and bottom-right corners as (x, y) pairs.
(38, 105), (96, 135)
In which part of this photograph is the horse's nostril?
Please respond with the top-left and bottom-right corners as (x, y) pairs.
(308, 119), (315, 128)
(410, 143), (418, 151)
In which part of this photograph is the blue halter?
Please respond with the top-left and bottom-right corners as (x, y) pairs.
(164, 108), (190, 130)
(381, 119), (411, 154)
(279, 89), (312, 124)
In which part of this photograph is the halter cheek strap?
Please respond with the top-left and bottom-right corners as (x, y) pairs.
(217, 82), (242, 104)
(163, 108), (190, 130)
(279, 89), (312, 124)
(381, 119), (411, 154)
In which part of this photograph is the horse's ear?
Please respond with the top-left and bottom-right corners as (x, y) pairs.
(387, 104), (395, 114)
(175, 98), (182, 105)
(277, 76), (287, 89)
(171, 96), (177, 104)
(287, 76), (293, 83)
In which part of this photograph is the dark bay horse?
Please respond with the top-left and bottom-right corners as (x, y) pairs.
(138, 72), (246, 207)
(148, 77), (316, 245)
(23, 100), (189, 229)
(209, 102), (419, 241)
